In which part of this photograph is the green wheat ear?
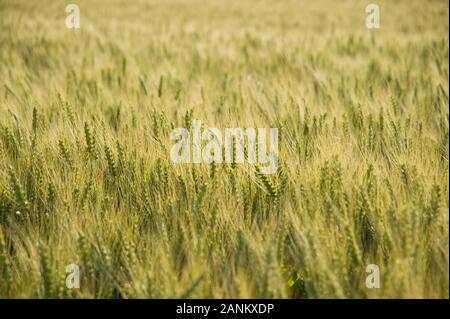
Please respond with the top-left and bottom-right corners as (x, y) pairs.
(78, 233), (94, 287)
(39, 242), (55, 298)
(8, 166), (28, 212)
(256, 165), (279, 200)
(64, 101), (76, 126)
(426, 184), (441, 228)
(210, 160), (217, 179)
(0, 228), (13, 295)
(58, 139), (74, 168)
(84, 122), (98, 160)
(32, 107), (39, 135)
(183, 109), (194, 129)
(104, 145), (118, 177)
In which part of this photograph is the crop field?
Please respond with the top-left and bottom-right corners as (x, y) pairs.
(0, 0), (448, 298)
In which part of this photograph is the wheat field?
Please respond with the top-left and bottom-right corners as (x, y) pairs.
(0, 0), (448, 298)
